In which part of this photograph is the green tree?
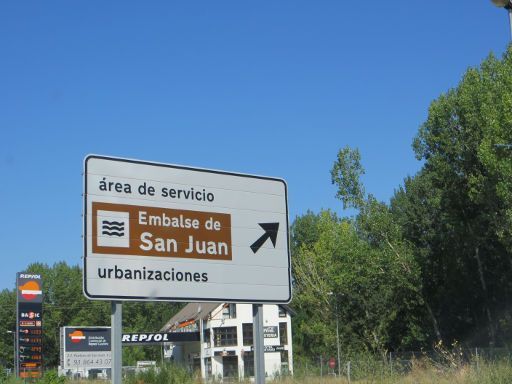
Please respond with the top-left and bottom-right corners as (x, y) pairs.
(0, 289), (16, 370)
(390, 172), (444, 343)
(331, 147), (426, 353)
(291, 147), (425, 360)
(122, 301), (180, 365)
(393, 49), (512, 346)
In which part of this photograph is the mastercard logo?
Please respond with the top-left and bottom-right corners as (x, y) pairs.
(18, 281), (42, 300)
(68, 330), (86, 343)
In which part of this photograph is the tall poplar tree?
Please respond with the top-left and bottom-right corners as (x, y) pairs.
(394, 49), (512, 346)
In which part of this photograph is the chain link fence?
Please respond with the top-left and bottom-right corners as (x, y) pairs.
(292, 347), (512, 382)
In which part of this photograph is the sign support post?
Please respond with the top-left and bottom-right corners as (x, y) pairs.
(253, 304), (265, 384)
(12, 331), (17, 378)
(111, 301), (122, 384)
(199, 317), (205, 379)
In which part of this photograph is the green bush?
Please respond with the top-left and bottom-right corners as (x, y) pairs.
(40, 370), (66, 384)
(124, 363), (197, 384)
(0, 369), (6, 384)
(0, 372), (22, 384)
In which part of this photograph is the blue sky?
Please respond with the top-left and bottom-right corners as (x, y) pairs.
(0, 1), (509, 290)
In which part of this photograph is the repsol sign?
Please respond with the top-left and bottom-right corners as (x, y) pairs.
(122, 332), (199, 345)
(19, 274), (41, 279)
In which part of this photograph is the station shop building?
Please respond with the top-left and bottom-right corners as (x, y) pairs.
(161, 302), (294, 380)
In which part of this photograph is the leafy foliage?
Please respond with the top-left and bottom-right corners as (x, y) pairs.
(292, 147), (425, 358)
(0, 289), (16, 370)
(330, 146), (366, 210)
(125, 363), (197, 384)
(403, 49), (512, 346)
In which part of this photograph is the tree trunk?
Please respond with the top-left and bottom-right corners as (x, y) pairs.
(425, 301), (442, 342)
(474, 246), (496, 346)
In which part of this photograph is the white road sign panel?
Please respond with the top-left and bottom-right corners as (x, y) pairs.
(83, 155), (291, 303)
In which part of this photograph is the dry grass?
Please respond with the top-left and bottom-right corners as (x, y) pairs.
(269, 359), (512, 384)
(11, 359), (510, 383)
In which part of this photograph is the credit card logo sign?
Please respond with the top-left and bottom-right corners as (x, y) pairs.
(96, 210), (130, 248)
(19, 320), (36, 327)
(18, 281), (42, 301)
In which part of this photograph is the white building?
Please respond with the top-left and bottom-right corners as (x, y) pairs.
(161, 303), (294, 381)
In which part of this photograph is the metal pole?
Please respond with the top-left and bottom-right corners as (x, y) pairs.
(335, 302), (341, 377)
(15, 310), (19, 377)
(12, 332), (18, 377)
(199, 317), (205, 381)
(111, 301), (122, 384)
(7, 332), (17, 377)
(13, 332), (16, 378)
(253, 304), (265, 384)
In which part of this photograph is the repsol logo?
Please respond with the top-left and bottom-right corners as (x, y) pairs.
(20, 274), (41, 279)
(122, 333), (171, 343)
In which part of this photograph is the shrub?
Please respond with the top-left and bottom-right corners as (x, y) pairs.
(124, 363), (198, 384)
(40, 370), (66, 384)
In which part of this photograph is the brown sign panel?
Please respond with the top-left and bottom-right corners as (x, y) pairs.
(92, 202), (232, 260)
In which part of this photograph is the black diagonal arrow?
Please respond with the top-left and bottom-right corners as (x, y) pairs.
(251, 222), (279, 254)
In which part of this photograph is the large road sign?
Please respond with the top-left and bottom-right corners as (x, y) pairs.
(83, 155), (291, 303)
